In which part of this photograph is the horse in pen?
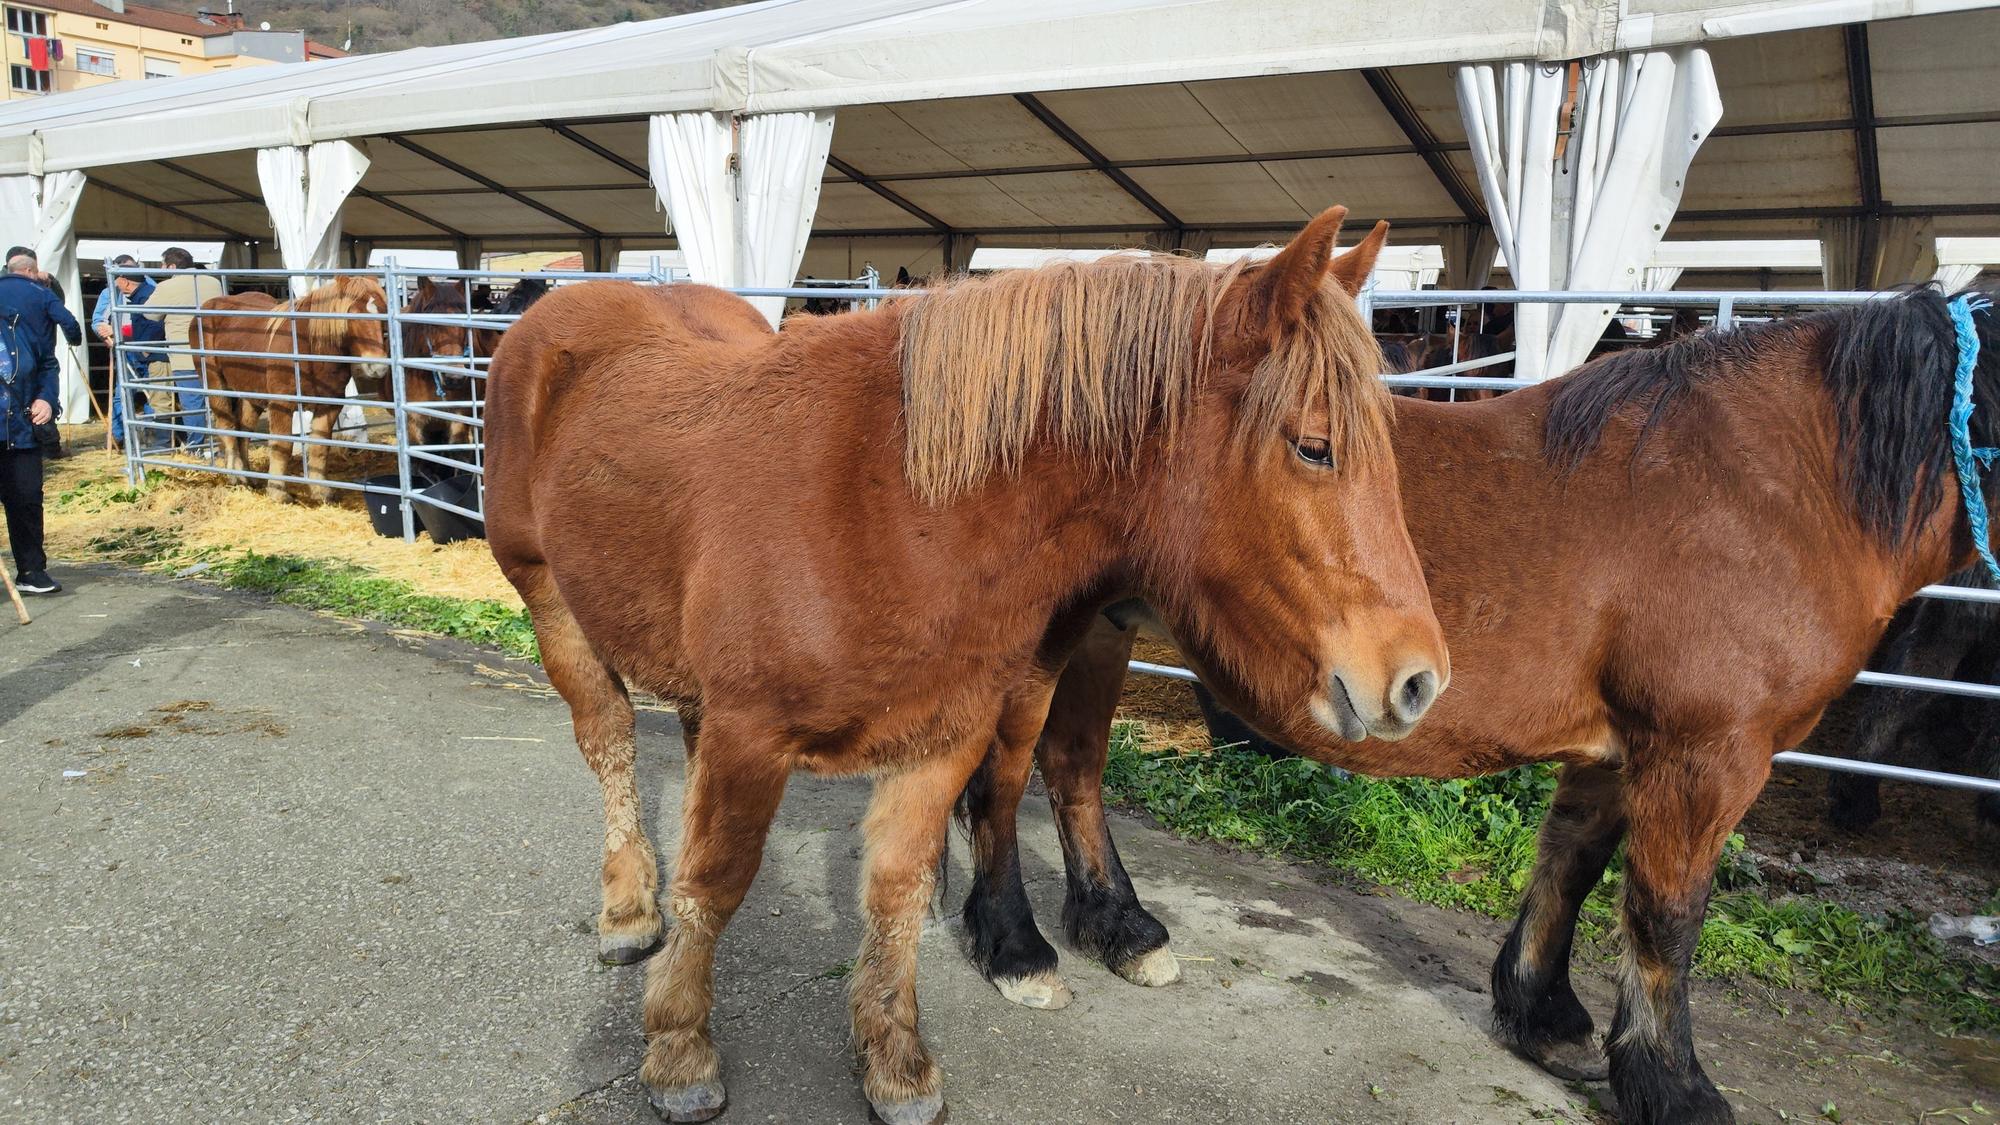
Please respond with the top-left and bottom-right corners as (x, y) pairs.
(957, 287), (2000, 1125)
(191, 276), (392, 503)
(483, 208), (1449, 1124)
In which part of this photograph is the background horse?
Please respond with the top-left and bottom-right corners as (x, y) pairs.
(397, 277), (473, 453)
(482, 208), (1446, 1125)
(1827, 564), (2000, 834)
(959, 288), (2000, 1125)
(194, 276), (389, 502)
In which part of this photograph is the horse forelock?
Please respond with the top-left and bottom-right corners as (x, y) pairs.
(896, 254), (1389, 504)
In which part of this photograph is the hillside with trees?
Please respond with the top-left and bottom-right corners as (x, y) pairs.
(158, 0), (750, 54)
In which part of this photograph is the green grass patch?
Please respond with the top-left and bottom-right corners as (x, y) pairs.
(216, 552), (538, 660)
(1104, 725), (2000, 1033)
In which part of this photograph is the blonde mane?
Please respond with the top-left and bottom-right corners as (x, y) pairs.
(897, 253), (1390, 503)
(287, 275), (386, 355)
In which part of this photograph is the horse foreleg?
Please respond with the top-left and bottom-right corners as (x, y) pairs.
(208, 390), (244, 477)
(848, 733), (987, 1125)
(1607, 741), (1767, 1125)
(1490, 763), (1625, 1081)
(305, 408), (335, 503)
(962, 676), (1069, 1009)
(264, 404), (296, 502)
(1045, 615), (1178, 986)
(639, 710), (789, 1124)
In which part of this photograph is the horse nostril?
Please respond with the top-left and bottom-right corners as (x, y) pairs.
(1393, 668), (1439, 724)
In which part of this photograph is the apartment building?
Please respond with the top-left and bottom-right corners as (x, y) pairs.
(4, 0), (341, 100)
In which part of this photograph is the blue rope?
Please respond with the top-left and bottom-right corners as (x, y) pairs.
(1946, 293), (2000, 583)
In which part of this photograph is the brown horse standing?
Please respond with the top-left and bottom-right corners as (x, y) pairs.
(194, 275), (390, 502)
(961, 289), (2000, 1125)
(483, 209), (1448, 1124)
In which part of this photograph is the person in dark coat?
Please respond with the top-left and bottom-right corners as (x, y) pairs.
(0, 250), (82, 593)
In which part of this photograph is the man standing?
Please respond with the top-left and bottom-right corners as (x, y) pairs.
(92, 254), (164, 451)
(0, 251), (82, 594)
(139, 247), (223, 450)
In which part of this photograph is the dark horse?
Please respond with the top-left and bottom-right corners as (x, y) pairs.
(399, 277), (550, 456)
(958, 288), (2000, 1124)
(484, 209), (1448, 1124)
(1826, 564), (2000, 834)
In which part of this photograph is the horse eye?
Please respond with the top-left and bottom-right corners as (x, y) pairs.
(1294, 437), (1334, 468)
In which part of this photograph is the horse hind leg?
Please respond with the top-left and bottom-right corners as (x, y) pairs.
(961, 679), (1070, 1010)
(512, 564), (663, 965)
(263, 403), (297, 502)
(305, 407), (336, 503)
(1491, 763), (1625, 1082)
(639, 709), (789, 1123)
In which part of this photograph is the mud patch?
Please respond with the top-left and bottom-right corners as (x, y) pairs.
(92, 701), (287, 743)
(1239, 908), (1316, 936)
(1287, 969), (1362, 1001)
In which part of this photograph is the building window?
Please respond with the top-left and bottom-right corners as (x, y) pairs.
(8, 64), (48, 94)
(142, 57), (178, 80)
(5, 7), (50, 37)
(75, 46), (115, 78)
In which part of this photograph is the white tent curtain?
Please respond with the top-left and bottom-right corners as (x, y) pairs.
(1820, 215), (1943, 289)
(1641, 265), (1683, 291)
(1935, 262), (1983, 291)
(647, 110), (834, 325)
(255, 140), (370, 298)
(1455, 48), (1721, 379)
(1439, 222), (1498, 291)
(0, 170), (89, 422)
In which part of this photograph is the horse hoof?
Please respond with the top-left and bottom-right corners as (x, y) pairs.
(1112, 946), (1180, 987)
(994, 969), (1071, 1010)
(1530, 1038), (1609, 1082)
(599, 929), (663, 965)
(648, 1078), (726, 1122)
(868, 1092), (945, 1125)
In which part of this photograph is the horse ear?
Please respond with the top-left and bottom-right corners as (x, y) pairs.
(1327, 220), (1391, 297)
(1249, 206), (1347, 331)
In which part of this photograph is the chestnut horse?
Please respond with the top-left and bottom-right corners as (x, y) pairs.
(194, 275), (390, 502)
(959, 288), (2000, 1124)
(483, 208), (1448, 1124)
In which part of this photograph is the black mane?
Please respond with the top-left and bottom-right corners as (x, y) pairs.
(1544, 287), (2000, 548)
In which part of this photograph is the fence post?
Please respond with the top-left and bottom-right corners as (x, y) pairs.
(1715, 295), (1735, 331)
(111, 272), (142, 487)
(383, 259), (417, 543)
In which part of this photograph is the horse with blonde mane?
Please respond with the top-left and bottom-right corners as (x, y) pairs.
(483, 208), (1449, 1124)
(193, 275), (390, 502)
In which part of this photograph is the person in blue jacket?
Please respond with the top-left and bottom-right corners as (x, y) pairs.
(91, 254), (164, 451)
(0, 249), (83, 594)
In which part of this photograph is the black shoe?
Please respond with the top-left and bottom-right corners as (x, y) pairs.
(16, 571), (59, 594)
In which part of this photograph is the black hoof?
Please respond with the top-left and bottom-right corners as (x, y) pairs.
(1521, 1037), (1609, 1083)
(599, 932), (663, 966)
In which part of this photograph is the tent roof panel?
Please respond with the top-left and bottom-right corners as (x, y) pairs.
(830, 97), (1079, 175)
(394, 192), (584, 237)
(355, 141), (486, 194)
(1034, 83), (1251, 162)
(518, 188), (664, 234)
(1260, 153), (1460, 221)
(404, 127), (643, 190)
(1681, 130), (1859, 210)
(341, 196), (452, 239)
(1869, 7), (2000, 118)
(811, 180), (935, 230)
(1877, 122), (2000, 204)
(891, 170), (1162, 228)
(1123, 163), (1312, 225)
(1188, 72), (1416, 154)
(1703, 27), (1848, 126)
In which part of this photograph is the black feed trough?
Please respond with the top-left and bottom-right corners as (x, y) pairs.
(413, 474), (486, 545)
(357, 469), (452, 539)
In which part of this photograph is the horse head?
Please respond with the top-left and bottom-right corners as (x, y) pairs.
(1144, 208), (1447, 746)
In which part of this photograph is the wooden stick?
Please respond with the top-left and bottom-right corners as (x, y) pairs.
(0, 559), (30, 625)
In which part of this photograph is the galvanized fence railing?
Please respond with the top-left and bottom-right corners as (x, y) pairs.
(98, 266), (1999, 797)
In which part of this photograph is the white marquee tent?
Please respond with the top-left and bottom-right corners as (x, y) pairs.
(3, 0), (1999, 409)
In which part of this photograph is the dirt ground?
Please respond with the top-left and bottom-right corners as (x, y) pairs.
(37, 421), (2000, 981)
